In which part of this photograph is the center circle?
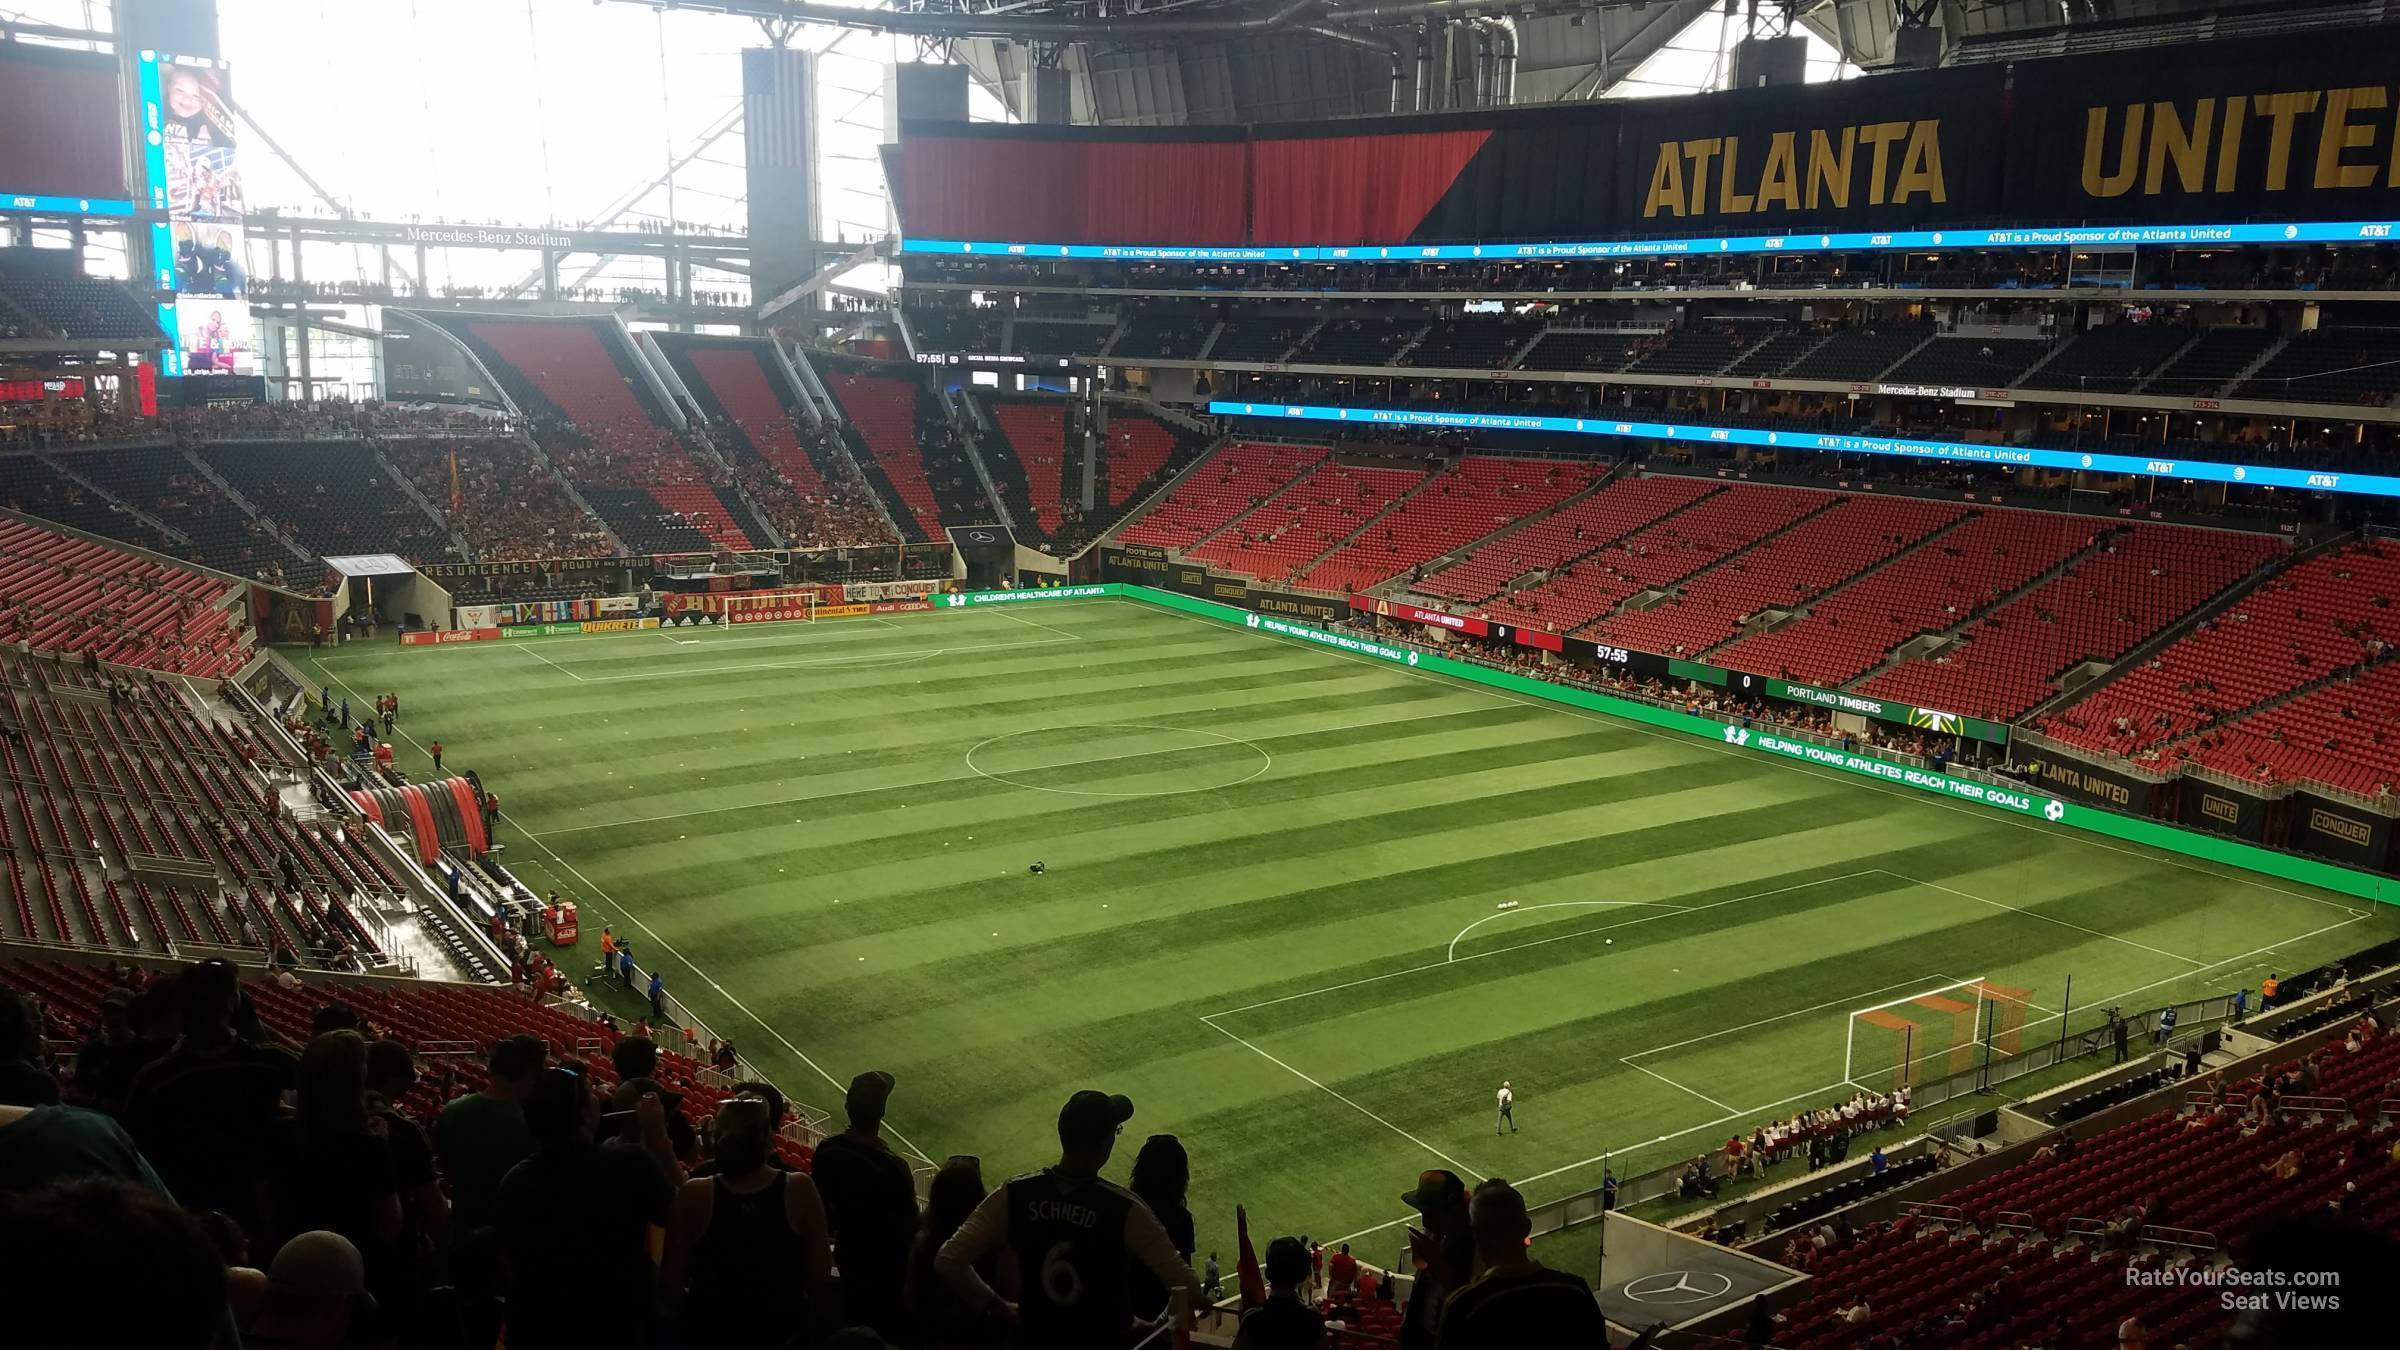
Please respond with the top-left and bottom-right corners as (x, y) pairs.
(964, 724), (1272, 797)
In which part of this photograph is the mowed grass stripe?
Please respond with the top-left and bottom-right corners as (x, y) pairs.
(317, 599), (2399, 1269)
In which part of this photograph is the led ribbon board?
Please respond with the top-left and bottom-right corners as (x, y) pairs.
(1205, 401), (2394, 502)
(900, 220), (2400, 265)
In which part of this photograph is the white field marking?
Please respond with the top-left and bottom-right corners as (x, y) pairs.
(1321, 1076), (1868, 1250)
(1204, 871), (1885, 1022)
(516, 823), (942, 1168)
(534, 699), (1514, 836)
(1619, 974), (1959, 1062)
(1446, 901), (1693, 962)
(988, 607), (1083, 641)
(517, 645), (584, 681)
(571, 634), (1083, 684)
(963, 724), (1273, 798)
(1876, 867), (2209, 969)
(1311, 906), (2378, 1250)
(304, 651), (939, 1167)
(1198, 1014), (1482, 1180)
(1116, 600), (2371, 917)
(1620, 1060), (1736, 1113)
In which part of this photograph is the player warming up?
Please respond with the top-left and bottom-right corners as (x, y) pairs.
(1496, 1081), (1517, 1135)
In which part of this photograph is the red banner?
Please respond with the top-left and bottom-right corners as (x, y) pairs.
(727, 603), (816, 626)
(401, 626), (501, 646)
(1349, 594), (1490, 637)
(1514, 627), (1564, 653)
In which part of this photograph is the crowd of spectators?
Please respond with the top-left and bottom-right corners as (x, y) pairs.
(379, 438), (615, 562)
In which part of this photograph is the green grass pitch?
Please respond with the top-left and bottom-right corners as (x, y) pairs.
(308, 597), (2398, 1268)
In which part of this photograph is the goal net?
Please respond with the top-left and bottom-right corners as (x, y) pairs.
(1842, 977), (2038, 1096)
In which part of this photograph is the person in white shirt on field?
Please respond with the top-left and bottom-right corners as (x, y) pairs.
(1496, 1081), (1517, 1135)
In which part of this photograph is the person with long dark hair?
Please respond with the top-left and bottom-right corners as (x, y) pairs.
(906, 1156), (1011, 1349)
(261, 1031), (403, 1289)
(1127, 1134), (1196, 1323)
(660, 1097), (832, 1349)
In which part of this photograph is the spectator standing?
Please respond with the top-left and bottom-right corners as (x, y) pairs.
(1397, 1169), (1474, 1350)
(261, 1032), (403, 1287)
(908, 1155), (1011, 1350)
(1128, 1133), (1197, 1323)
(364, 1039), (445, 1292)
(812, 1070), (919, 1341)
(433, 1033), (542, 1236)
(0, 990), (58, 1106)
(1329, 1242), (1359, 1293)
(648, 969), (666, 1021)
(0, 1178), (229, 1350)
(123, 960), (298, 1235)
(2156, 1005), (2179, 1047)
(1433, 1178), (1606, 1348)
(660, 1098), (833, 1348)
(496, 1064), (676, 1350)
(937, 1089), (1201, 1348)
(1233, 1236), (1326, 1350)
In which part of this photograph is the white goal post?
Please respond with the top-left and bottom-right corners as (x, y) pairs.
(1842, 976), (2041, 1096)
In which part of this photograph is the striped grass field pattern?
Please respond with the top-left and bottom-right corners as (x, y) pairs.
(310, 599), (2399, 1265)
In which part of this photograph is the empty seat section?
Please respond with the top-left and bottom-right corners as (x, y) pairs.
(1721, 509), (2091, 688)
(2041, 543), (2400, 763)
(1484, 483), (1831, 635)
(1420, 474), (1718, 607)
(1858, 524), (2281, 720)
(1590, 496), (1963, 658)
(1186, 464), (1423, 585)
(1117, 442), (1326, 551)
(1293, 456), (1601, 594)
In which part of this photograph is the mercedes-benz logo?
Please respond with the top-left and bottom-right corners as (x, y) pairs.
(966, 530), (997, 543)
(1621, 1270), (1734, 1305)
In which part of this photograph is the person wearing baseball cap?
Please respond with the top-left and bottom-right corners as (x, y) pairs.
(812, 1070), (916, 1340)
(1398, 1169), (1475, 1350)
(938, 1089), (1200, 1348)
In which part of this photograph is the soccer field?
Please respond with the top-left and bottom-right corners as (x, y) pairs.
(309, 597), (2397, 1265)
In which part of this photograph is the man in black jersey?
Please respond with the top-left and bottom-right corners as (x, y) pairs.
(937, 1089), (1201, 1348)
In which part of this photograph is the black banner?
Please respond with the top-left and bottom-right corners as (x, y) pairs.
(1099, 545), (1172, 585)
(1249, 587), (1344, 624)
(1567, 637), (1672, 682)
(2007, 29), (2400, 225)
(1614, 63), (2005, 235)
(1203, 575), (1255, 607)
(1166, 562), (1215, 598)
(2287, 790), (2394, 872)
(421, 558), (626, 581)
(2014, 745), (2161, 816)
(2182, 777), (2273, 845)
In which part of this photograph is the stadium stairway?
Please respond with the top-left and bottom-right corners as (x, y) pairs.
(1084, 404), (1213, 545)
(1419, 473), (1719, 611)
(1184, 458), (1427, 586)
(1294, 455), (1607, 597)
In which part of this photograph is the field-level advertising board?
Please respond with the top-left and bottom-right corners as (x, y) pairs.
(1842, 977), (2039, 1097)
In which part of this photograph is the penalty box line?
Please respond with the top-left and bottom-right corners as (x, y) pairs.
(1619, 972), (1955, 1118)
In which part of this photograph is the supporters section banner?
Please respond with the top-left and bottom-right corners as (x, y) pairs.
(899, 27), (2400, 250)
(2288, 790), (2395, 873)
(1099, 545), (1173, 586)
(2012, 745), (2162, 816)
(2006, 28), (2400, 225)
(1731, 674), (2009, 746)
(1615, 64), (2004, 234)
(1248, 587), (1344, 624)
(1352, 594), (1490, 637)
(841, 579), (942, 604)
(2182, 777), (2274, 846)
